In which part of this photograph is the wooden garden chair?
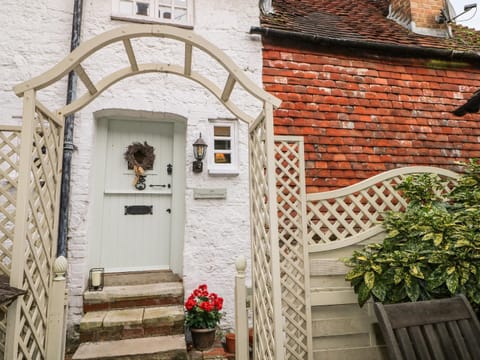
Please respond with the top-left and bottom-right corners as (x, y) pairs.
(374, 295), (480, 360)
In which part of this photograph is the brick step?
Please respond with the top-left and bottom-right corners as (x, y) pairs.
(83, 282), (183, 312)
(80, 305), (184, 342)
(72, 335), (188, 360)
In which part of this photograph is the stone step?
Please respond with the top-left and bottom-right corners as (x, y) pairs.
(80, 305), (184, 342)
(104, 270), (181, 286)
(72, 334), (188, 360)
(84, 282), (183, 312)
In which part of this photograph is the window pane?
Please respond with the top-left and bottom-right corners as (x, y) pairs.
(214, 126), (230, 137)
(119, 0), (134, 14)
(136, 2), (150, 15)
(158, 4), (171, 18)
(174, 7), (187, 22)
(214, 139), (231, 150)
(215, 153), (231, 164)
(175, 0), (187, 6)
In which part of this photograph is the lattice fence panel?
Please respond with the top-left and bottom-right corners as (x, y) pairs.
(14, 105), (63, 360)
(0, 127), (21, 357)
(274, 137), (310, 360)
(249, 118), (276, 360)
(306, 168), (459, 246)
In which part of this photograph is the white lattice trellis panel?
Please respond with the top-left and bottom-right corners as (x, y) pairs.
(7, 102), (64, 360)
(306, 167), (459, 248)
(250, 117), (276, 360)
(274, 136), (312, 360)
(0, 127), (21, 357)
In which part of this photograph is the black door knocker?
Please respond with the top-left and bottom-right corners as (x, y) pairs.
(135, 173), (147, 190)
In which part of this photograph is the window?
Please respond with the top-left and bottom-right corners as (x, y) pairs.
(208, 119), (239, 176)
(112, 0), (193, 26)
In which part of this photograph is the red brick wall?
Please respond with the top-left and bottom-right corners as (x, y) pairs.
(410, 0), (443, 28)
(263, 42), (480, 192)
(390, 0), (443, 29)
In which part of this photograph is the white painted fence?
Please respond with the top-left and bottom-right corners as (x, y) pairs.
(0, 109), (68, 359)
(247, 135), (460, 359)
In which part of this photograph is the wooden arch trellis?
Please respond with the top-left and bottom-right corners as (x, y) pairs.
(3, 24), (315, 360)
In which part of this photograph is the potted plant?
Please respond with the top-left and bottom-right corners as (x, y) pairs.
(185, 284), (224, 351)
(343, 160), (480, 313)
(224, 331), (235, 354)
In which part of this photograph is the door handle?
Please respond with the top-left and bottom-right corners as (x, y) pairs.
(166, 208), (171, 214)
(149, 184), (171, 188)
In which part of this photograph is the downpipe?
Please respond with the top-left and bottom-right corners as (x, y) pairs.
(57, 0), (84, 257)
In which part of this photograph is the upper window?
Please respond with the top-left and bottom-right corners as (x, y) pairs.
(112, 0), (194, 26)
(208, 119), (239, 176)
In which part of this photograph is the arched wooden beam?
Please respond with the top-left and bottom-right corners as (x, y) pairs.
(14, 24), (281, 112)
(58, 63), (255, 123)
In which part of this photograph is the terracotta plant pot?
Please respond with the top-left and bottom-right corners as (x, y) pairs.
(190, 328), (216, 351)
(225, 332), (235, 354)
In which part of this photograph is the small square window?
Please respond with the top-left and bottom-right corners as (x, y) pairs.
(112, 0), (194, 26)
(208, 119), (239, 176)
(136, 2), (150, 16)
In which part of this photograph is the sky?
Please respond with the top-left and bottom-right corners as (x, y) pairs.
(449, 0), (480, 29)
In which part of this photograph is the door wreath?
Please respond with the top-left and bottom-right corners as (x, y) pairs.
(124, 141), (155, 170)
(124, 142), (155, 189)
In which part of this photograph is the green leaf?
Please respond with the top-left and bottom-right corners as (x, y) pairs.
(357, 283), (371, 307)
(433, 233), (443, 246)
(404, 274), (412, 289)
(371, 264), (383, 274)
(364, 271), (375, 290)
(345, 268), (364, 281)
(428, 252), (445, 264)
(467, 288), (480, 305)
(446, 272), (459, 294)
(391, 286), (407, 303)
(455, 239), (472, 248)
(388, 229), (400, 238)
(406, 281), (420, 302)
(409, 264), (424, 279)
(427, 266), (447, 290)
(422, 233), (434, 241)
(394, 268), (404, 285)
(371, 282), (387, 302)
(460, 269), (470, 286)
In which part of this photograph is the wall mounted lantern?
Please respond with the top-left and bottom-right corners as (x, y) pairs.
(88, 267), (105, 291)
(192, 134), (208, 173)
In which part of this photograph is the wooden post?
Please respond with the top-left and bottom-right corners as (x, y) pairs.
(264, 102), (285, 360)
(45, 256), (68, 359)
(235, 255), (248, 360)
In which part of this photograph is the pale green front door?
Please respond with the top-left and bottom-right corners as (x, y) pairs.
(97, 119), (174, 271)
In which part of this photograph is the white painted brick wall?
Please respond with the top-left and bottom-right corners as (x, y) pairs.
(3, 0), (263, 337)
(0, 0), (73, 124)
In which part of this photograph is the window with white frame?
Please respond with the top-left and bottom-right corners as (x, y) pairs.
(208, 119), (239, 175)
(112, 0), (193, 26)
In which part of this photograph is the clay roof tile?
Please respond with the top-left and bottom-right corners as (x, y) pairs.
(261, 0), (480, 53)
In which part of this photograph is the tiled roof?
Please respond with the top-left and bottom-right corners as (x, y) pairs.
(260, 0), (480, 54)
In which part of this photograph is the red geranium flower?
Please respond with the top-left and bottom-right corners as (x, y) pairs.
(184, 284), (224, 329)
